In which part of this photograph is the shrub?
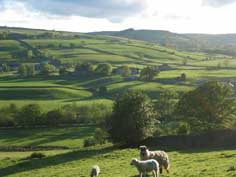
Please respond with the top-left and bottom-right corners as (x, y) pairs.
(140, 66), (159, 81)
(98, 86), (108, 95)
(45, 109), (64, 126)
(29, 152), (46, 159)
(176, 122), (191, 135)
(94, 128), (108, 145)
(95, 63), (112, 76)
(83, 137), (96, 147)
(17, 104), (42, 126)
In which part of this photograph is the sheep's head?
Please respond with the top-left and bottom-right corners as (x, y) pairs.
(130, 158), (138, 165)
(139, 145), (148, 156)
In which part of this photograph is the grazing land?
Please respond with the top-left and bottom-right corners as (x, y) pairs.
(0, 27), (236, 109)
(1, 27), (236, 177)
(0, 127), (236, 177)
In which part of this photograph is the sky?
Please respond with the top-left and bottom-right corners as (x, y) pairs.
(0, 0), (236, 34)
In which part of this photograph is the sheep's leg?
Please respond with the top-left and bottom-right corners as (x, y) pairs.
(163, 161), (170, 173)
(140, 172), (143, 177)
(156, 169), (159, 177)
(143, 171), (146, 177)
(152, 170), (156, 177)
(160, 167), (163, 174)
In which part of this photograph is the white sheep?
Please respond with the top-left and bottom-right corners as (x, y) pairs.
(130, 158), (159, 177)
(139, 145), (170, 174)
(90, 165), (100, 177)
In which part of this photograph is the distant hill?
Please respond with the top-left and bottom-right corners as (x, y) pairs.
(90, 29), (236, 56)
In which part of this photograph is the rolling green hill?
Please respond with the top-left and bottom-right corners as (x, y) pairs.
(90, 28), (236, 56)
(1, 27), (236, 177)
(0, 26), (235, 110)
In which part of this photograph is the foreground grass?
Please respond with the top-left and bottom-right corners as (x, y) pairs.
(0, 127), (236, 177)
(0, 146), (236, 177)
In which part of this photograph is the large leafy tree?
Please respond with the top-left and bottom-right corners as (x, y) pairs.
(121, 65), (131, 77)
(75, 62), (94, 76)
(17, 104), (42, 126)
(155, 90), (178, 122)
(95, 63), (112, 76)
(140, 66), (159, 81)
(108, 91), (158, 144)
(18, 64), (36, 77)
(41, 64), (57, 76)
(175, 81), (236, 132)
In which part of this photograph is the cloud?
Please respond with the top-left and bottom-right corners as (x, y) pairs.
(3, 0), (147, 22)
(202, 0), (236, 7)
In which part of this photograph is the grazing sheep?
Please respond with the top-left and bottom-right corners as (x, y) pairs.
(90, 165), (100, 177)
(130, 158), (159, 177)
(139, 145), (170, 174)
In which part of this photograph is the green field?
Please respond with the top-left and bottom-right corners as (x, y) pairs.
(1, 28), (236, 177)
(0, 127), (236, 177)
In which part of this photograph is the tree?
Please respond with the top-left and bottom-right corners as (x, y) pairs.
(98, 86), (108, 95)
(75, 63), (94, 76)
(46, 109), (64, 126)
(2, 63), (9, 72)
(27, 50), (34, 60)
(95, 63), (112, 76)
(121, 65), (131, 77)
(26, 64), (36, 77)
(140, 66), (159, 81)
(18, 64), (36, 77)
(180, 73), (186, 81)
(175, 81), (236, 133)
(155, 90), (178, 122)
(41, 64), (57, 76)
(108, 91), (158, 144)
(18, 64), (27, 77)
(0, 104), (18, 127)
(59, 67), (67, 75)
(17, 104), (42, 126)
(94, 128), (108, 145)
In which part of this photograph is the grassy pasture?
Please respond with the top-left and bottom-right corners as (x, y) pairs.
(0, 87), (92, 100)
(0, 127), (236, 177)
(1, 29), (236, 114)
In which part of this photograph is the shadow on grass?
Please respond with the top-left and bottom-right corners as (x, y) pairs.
(0, 126), (95, 148)
(0, 146), (115, 177)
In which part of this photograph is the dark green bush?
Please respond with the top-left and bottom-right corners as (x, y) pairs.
(83, 137), (96, 147)
(29, 152), (46, 159)
(94, 128), (108, 145)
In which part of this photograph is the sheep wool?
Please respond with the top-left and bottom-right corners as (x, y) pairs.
(130, 158), (159, 177)
(140, 146), (170, 174)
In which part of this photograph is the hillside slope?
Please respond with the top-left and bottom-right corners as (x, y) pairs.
(90, 28), (236, 56)
(0, 27), (236, 110)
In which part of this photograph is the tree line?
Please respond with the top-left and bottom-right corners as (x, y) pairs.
(106, 81), (236, 144)
(1, 81), (234, 146)
(0, 103), (112, 127)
